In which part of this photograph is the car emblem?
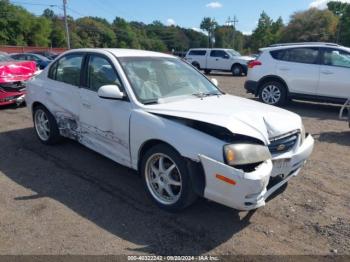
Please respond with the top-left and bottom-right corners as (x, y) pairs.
(277, 144), (286, 151)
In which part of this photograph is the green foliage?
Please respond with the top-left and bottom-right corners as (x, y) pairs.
(1, 0), (350, 53)
(200, 17), (218, 47)
(328, 1), (350, 46)
(250, 12), (279, 51)
(282, 8), (338, 43)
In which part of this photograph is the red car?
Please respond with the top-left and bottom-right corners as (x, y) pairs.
(0, 52), (36, 106)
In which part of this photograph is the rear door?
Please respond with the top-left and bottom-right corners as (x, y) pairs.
(318, 48), (350, 99)
(45, 53), (84, 139)
(207, 50), (231, 70)
(79, 53), (132, 166)
(272, 47), (320, 95)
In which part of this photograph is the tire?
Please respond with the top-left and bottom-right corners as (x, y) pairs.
(33, 105), (62, 145)
(192, 62), (200, 70)
(204, 69), (211, 75)
(141, 144), (197, 211)
(258, 81), (287, 106)
(231, 64), (243, 76)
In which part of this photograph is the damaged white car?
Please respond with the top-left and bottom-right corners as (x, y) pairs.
(26, 49), (314, 211)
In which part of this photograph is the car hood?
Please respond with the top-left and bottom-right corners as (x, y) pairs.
(145, 95), (302, 144)
(0, 61), (36, 83)
(237, 56), (255, 61)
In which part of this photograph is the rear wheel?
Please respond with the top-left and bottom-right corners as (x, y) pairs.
(259, 81), (287, 106)
(231, 64), (243, 76)
(33, 105), (62, 145)
(141, 144), (197, 211)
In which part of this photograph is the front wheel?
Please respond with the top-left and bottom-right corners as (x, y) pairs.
(33, 105), (62, 145)
(141, 144), (197, 211)
(259, 81), (287, 106)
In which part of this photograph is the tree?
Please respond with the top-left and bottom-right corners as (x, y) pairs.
(200, 17), (218, 47)
(76, 17), (116, 48)
(328, 1), (350, 45)
(271, 17), (284, 43)
(251, 11), (274, 51)
(281, 8), (338, 43)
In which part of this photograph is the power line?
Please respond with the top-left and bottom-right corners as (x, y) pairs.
(11, 1), (58, 8)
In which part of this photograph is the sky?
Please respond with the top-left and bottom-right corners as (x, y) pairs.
(9, 0), (350, 35)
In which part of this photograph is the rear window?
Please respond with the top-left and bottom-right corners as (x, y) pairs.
(188, 50), (207, 56)
(270, 47), (319, 64)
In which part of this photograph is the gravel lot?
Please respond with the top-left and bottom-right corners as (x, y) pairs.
(0, 74), (349, 255)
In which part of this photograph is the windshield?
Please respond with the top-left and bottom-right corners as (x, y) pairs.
(226, 49), (241, 57)
(0, 54), (13, 62)
(119, 57), (222, 104)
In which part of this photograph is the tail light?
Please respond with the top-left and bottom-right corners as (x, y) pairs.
(248, 60), (262, 69)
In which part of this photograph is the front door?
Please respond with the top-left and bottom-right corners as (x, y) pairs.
(318, 48), (350, 99)
(207, 50), (231, 70)
(79, 53), (132, 167)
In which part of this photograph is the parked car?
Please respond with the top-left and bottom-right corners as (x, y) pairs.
(245, 42), (350, 106)
(185, 48), (254, 76)
(0, 52), (36, 106)
(26, 48), (314, 211)
(10, 53), (51, 69)
(30, 50), (59, 60)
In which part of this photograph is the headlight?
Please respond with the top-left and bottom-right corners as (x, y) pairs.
(224, 144), (271, 166)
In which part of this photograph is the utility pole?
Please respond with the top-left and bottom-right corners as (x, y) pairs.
(226, 16), (238, 48)
(63, 0), (71, 49)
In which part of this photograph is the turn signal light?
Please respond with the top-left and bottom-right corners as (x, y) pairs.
(216, 174), (237, 186)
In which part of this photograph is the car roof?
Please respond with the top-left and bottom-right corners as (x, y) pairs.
(188, 48), (232, 51)
(63, 48), (175, 58)
(260, 42), (349, 52)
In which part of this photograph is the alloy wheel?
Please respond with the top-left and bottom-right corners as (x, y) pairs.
(145, 153), (182, 205)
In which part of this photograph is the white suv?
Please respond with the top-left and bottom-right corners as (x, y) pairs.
(245, 43), (350, 106)
(185, 48), (254, 76)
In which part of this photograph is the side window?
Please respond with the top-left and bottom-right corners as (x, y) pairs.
(87, 55), (122, 92)
(27, 55), (39, 62)
(188, 50), (207, 56)
(272, 48), (319, 64)
(51, 54), (83, 86)
(323, 49), (350, 68)
(210, 50), (228, 58)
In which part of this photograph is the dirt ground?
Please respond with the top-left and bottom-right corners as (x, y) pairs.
(0, 74), (349, 256)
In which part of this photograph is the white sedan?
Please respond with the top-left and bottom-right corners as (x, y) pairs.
(26, 49), (314, 211)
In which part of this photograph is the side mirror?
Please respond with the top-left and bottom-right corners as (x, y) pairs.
(211, 78), (219, 86)
(224, 54), (230, 59)
(98, 85), (124, 100)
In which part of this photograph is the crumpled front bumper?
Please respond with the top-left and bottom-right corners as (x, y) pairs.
(199, 134), (314, 211)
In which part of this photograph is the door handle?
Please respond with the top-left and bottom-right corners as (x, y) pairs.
(215, 58), (219, 61)
(321, 70), (334, 75)
(45, 90), (52, 95)
(279, 67), (290, 71)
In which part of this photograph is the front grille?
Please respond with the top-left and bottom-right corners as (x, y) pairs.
(268, 131), (299, 154)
